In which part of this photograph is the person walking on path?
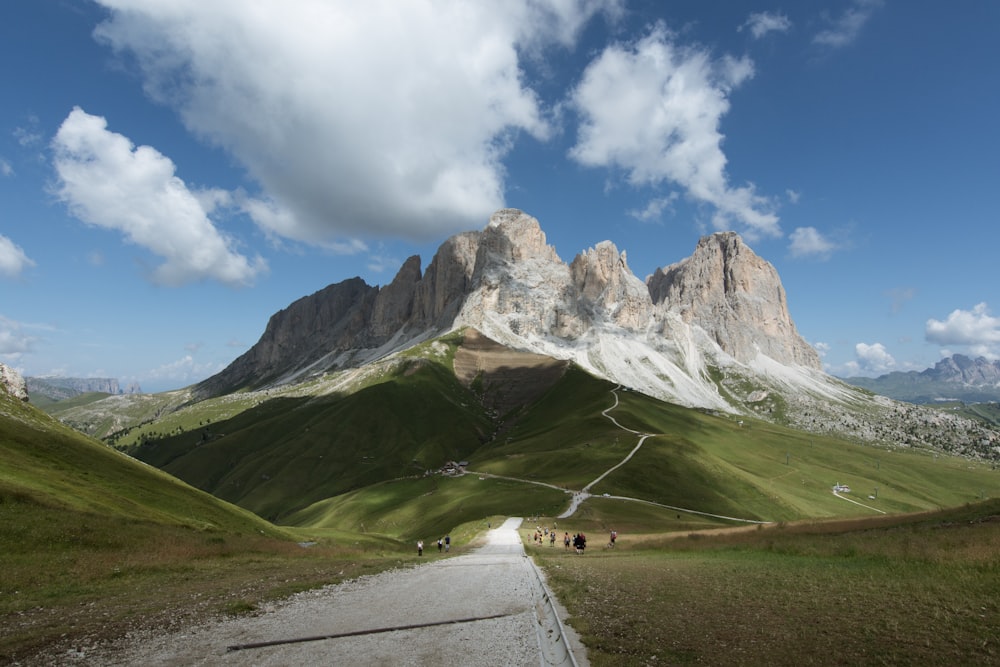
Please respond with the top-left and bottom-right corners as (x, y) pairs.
(417, 540), (424, 556)
(444, 535), (451, 552)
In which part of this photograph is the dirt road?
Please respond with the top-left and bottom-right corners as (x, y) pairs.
(87, 518), (585, 666)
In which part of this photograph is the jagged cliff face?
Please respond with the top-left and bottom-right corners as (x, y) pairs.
(196, 209), (823, 410)
(929, 355), (1000, 385)
(648, 232), (821, 369)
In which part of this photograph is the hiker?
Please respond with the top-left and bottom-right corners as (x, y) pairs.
(417, 540), (424, 556)
(549, 531), (556, 546)
(563, 532), (571, 550)
(437, 538), (443, 552)
(609, 529), (617, 548)
(445, 535), (450, 552)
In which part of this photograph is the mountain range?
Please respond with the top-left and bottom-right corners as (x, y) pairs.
(189, 209), (997, 459)
(843, 355), (1000, 404)
(27, 376), (142, 402)
(197, 208), (822, 407)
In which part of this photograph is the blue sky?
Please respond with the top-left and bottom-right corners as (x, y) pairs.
(2, 0), (998, 393)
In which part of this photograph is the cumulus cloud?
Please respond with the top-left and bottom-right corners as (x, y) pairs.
(854, 342), (896, 375)
(51, 107), (267, 287)
(788, 226), (836, 258)
(740, 11), (792, 39)
(92, 0), (618, 243)
(0, 316), (36, 358)
(569, 24), (779, 238)
(926, 303), (1000, 358)
(0, 235), (35, 278)
(813, 0), (882, 49)
(0, 158), (13, 177)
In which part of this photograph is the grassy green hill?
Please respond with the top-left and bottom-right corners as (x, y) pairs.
(0, 387), (412, 663)
(281, 363), (998, 540)
(934, 400), (1000, 428)
(126, 358), (495, 521)
(33, 331), (996, 535)
(0, 389), (283, 533)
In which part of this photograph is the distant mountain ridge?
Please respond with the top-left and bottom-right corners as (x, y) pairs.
(27, 376), (142, 401)
(843, 355), (1000, 404)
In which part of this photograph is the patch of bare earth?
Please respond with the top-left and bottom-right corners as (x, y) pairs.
(453, 329), (568, 419)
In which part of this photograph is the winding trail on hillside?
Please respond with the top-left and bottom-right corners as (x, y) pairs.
(833, 489), (886, 514)
(472, 386), (768, 525)
(90, 518), (586, 666)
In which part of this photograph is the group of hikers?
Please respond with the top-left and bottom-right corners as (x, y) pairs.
(418, 525), (618, 556)
(416, 534), (450, 556)
(529, 525), (618, 553)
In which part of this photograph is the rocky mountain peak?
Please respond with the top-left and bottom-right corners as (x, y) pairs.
(648, 231), (820, 369)
(370, 255), (422, 338)
(0, 363), (29, 402)
(477, 209), (561, 269)
(570, 240), (651, 330)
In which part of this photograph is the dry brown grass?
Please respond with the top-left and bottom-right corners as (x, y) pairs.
(536, 503), (1000, 665)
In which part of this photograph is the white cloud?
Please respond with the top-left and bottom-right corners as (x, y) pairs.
(14, 123), (42, 148)
(926, 303), (1000, 357)
(788, 226), (836, 258)
(569, 24), (779, 238)
(628, 194), (679, 222)
(0, 158), (13, 177)
(140, 353), (223, 389)
(814, 0), (882, 49)
(854, 342), (896, 374)
(740, 11), (792, 39)
(93, 0), (617, 243)
(0, 235), (35, 278)
(0, 316), (36, 358)
(51, 107), (267, 287)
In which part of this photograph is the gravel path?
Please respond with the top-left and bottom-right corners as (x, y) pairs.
(85, 518), (586, 666)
